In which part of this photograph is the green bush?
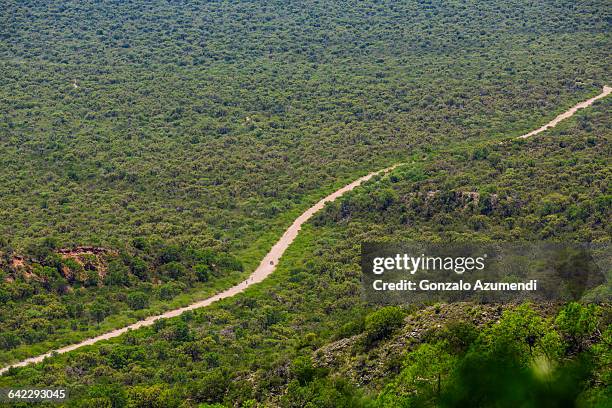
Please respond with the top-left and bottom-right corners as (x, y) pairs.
(194, 263), (210, 282)
(159, 262), (186, 280)
(291, 356), (318, 385)
(364, 306), (405, 345)
(127, 292), (149, 310)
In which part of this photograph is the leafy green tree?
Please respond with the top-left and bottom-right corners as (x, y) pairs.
(379, 341), (456, 406)
(441, 348), (593, 408)
(89, 300), (112, 323)
(555, 302), (599, 351)
(475, 303), (561, 365)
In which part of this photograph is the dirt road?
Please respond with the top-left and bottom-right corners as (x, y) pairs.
(0, 164), (400, 375)
(518, 86), (611, 138)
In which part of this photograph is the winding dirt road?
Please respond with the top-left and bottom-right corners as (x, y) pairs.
(1, 85), (609, 375)
(518, 86), (611, 138)
(0, 164), (400, 375)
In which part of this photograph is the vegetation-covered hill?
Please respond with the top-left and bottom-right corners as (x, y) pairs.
(1, 0), (609, 250)
(0, 0), (610, 406)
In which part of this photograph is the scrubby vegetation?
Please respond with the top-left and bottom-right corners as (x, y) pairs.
(0, 0), (610, 406)
(1, 0), (609, 251)
(0, 237), (244, 365)
(1, 105), (609, 406)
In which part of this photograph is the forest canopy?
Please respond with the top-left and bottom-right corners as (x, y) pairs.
(0, 0), (610, 406)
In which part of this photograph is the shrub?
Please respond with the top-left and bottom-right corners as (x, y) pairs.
(189, 368), (229, 403)
(89, 301), (112, 323)
(364, 306), (405, 345)
(194, 263), (210, 282)
(104, 261), (130, 286)
(127, 292), (149, 310)
(131, 257), (149, 280)
(441, 321), (478, 354)
(336, 317), (365, 340)
(291, 356), (317, 385)
(159, 262), (186, 280)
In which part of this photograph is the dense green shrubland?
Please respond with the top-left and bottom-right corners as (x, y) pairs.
(1, 0), (609, 251)
(1, 104), (609, 406)
(0, 237), (244, 365)
(0, 0), (610, 406)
